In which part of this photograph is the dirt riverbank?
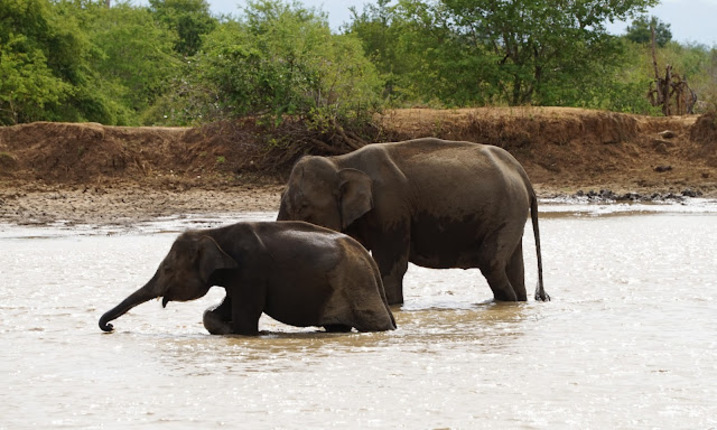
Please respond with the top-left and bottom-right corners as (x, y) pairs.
(1, 107), (715, 225)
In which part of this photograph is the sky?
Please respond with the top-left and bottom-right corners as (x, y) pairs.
(188, 0), (717, 46)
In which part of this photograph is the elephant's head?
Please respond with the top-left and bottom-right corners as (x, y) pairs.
(98, 233), (238, 332)
(277, 156), (373, 232)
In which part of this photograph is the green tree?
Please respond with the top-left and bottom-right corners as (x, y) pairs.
(625, 15), (672, 47)
(350, 0), (659, 107)
(0, 0), (80, 124)
(1, 0), (179, 125)
(348, 0), (399, 77)
(191, 0), (381, 125)
(703, 48), (717, 109)
(84, 1), (180, 121)
(347, 0), (467, 106)
(438, 0), (659, 105)
(569, 38), (658, 114)
(50, 0), (132, 124)
(149, 0), (217, 57)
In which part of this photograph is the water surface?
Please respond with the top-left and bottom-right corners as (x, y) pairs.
(1, 202), (716, 429)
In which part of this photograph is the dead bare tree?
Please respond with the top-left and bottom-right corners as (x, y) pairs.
(647, 25), (697, 115)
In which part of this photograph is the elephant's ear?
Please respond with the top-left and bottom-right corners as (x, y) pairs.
(197, 236), (238, 282)
(338, 168), (373, 229)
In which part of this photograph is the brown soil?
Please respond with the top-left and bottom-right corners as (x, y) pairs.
(1, 107), (715, 225)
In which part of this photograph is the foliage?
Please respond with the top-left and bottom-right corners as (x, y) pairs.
(1, 0), (182, 125)
(0, 0), (75, 124)
(579, 39), (659, 114)
(405, 0), (657, 106)
(625, 15), (672, 47)
(698, 48), (717, 111)
(348, 0), (427, 105)
(140, 56), (220, 125)
(2, 0), (716, 127)
(83, 2), (180, 122)
(189, 0), (381, 127)
(648, 41), (717, 112)
(148, 0), (216, 57)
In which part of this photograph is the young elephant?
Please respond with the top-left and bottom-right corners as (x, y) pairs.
(98, 221), (396, 335)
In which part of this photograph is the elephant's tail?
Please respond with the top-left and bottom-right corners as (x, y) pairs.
(530, 192), (550, 301)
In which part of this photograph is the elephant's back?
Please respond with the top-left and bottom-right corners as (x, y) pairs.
(389, 138), (518, 168)
(255, 221), (347, 266)
(385, 139), (529, 205)
(270, 220), (343, 236)
(352, 139), (522, 182)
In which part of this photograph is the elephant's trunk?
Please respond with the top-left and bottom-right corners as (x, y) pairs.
(99, 274), (160, 332)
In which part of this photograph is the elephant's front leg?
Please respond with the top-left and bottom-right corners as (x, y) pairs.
(229, 280), (265, 336)
(203, 295), (233, 335)
(371, 227), (410, 305)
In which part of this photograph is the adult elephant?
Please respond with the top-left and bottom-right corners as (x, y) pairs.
(99, 221), (396, 335)
(277, 137), (549, 305)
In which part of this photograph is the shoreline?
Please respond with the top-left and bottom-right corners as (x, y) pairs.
(2, 109), (715, 226)
(2, 181), (714, 227)
(0, 182), (283, 227)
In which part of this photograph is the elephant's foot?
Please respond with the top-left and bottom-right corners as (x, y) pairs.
(202, 309), (233, 335)
(383, 286), (404, 305)
(386, 297), (404, 306)
(324, 324), (353, 333)
(492, 288), (519, 302)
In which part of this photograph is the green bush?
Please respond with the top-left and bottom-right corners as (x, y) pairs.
(192, 0), (382, 127)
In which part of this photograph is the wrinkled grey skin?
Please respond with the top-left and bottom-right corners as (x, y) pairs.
(278, 138), (549, 305)
(99, 221), (396, 335)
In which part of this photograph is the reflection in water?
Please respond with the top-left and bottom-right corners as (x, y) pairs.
(1, 209), (717, 428)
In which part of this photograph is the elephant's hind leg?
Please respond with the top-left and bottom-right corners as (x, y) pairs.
(481, 266), (518, 301)
(506, 242), (527, 301)
(350, 307), (397, 332)
(477, 233), (521, 301)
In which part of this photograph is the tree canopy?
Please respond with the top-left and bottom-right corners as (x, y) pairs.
(149, 0), (216, 57)
(1, 0), (716, 127)
(1, 0), (77, 124)
(348, 0), (660, 107)
(626, 15), (672, 47)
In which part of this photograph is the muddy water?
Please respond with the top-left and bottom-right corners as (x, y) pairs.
(1, 203), (716, 429)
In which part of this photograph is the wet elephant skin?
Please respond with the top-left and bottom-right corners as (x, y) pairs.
(98, 221), (396, 335)
(278, 138), (549, 305)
